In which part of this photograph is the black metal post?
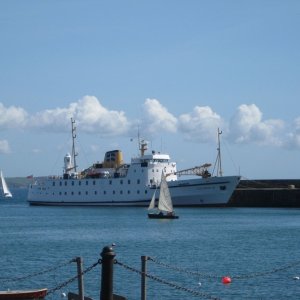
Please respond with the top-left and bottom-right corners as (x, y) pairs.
(100, 245), (116, 300)
(76, 256), (84, 300)
(141, 256), (148, 300)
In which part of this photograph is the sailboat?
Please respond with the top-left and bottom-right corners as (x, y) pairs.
(148, 171), (178, 219)
(1, 171), (12, 198)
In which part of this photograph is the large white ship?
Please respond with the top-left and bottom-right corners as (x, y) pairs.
(27, 119), (240, 206)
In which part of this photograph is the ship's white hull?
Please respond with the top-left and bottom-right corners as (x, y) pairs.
(27, 175), (240, 207)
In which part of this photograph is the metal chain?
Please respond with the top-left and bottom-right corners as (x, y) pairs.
(46, 273), (79, 296)
(148, 257), (220, 279)
(148, 257), (300, 280)
(0, 258), (76, 284)
(115, 260), (220, 300)
(232, 260), (300, 279)
(47, 259), (101, 296)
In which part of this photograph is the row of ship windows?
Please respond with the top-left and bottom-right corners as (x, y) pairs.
(54, 179), (141, 187)
(55, 190), (149, 196)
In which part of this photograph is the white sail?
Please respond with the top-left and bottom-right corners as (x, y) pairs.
(1, 171), (12, 198)
(148, 189), (156, 210)
(158, 172), (173, 213)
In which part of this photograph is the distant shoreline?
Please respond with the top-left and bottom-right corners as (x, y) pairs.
(6, 177), (33, 188)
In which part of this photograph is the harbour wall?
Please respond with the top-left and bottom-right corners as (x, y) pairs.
(228, 179), (300, 207)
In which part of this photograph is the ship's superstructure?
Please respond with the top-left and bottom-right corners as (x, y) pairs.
(27, 119), (240, 206)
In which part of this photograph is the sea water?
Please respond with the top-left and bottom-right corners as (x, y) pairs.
(1, 188), (300, 300)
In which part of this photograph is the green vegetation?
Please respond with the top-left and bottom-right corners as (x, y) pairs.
(6, 177), (33, 188)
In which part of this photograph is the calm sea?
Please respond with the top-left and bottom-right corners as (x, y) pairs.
(1, 188), (300, 300)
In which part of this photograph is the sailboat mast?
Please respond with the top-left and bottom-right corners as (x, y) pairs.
(71, 118), (77, 172)
(217, 128), (223, 177)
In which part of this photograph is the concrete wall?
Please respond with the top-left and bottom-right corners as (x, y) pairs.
(229, 179), (300, 207)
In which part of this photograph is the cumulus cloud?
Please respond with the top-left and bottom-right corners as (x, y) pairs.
(178, 106), (224, 143)
(0, 140), (11, 154)
(229, 104), (284, 146)
(0, 103), (28, 129)
(142, 99), (178, 134)
(285, 117), (300, 149)
(2, 97), (300, 150)
(74, 96), (130, 136)
(30, 96), (130, 136)
(29, 105), (74, 131)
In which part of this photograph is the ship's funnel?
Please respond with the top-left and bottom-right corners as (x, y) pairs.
(103, 150), (123, 168)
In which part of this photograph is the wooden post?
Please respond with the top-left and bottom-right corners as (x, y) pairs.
(75, 257), (84, 300)
(141, 256), (148, 300)
(100, 246), (116, 300)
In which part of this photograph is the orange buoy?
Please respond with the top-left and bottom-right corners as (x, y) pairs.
(222, 276), (232, 284)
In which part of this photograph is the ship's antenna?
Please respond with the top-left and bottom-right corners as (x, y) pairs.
(216, 128), (223, 176)
(138, 125), (141, 154)
(71, 118), (78, 172)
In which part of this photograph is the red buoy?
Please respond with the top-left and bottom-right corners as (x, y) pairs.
(222, 276), (232, 284)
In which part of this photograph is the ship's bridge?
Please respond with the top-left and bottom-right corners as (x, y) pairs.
(131, 153), (171, 164)
(130, 150), (177, 184)
(144, 153), (170, 162)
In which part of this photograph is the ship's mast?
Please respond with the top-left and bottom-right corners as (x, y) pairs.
(137, 126), (148, 156)
(139, 139), (148, 156)
(71, 118), (78, 172)
(216, 128), (223, 177)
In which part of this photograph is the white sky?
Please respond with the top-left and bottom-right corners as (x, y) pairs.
(0, 0), (300, 179)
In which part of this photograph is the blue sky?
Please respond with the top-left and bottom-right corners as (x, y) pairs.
(1, 0), (300, 179)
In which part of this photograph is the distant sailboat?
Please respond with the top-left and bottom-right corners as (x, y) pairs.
(1, 171), (12, 198)
(148, 171), (178, 219)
